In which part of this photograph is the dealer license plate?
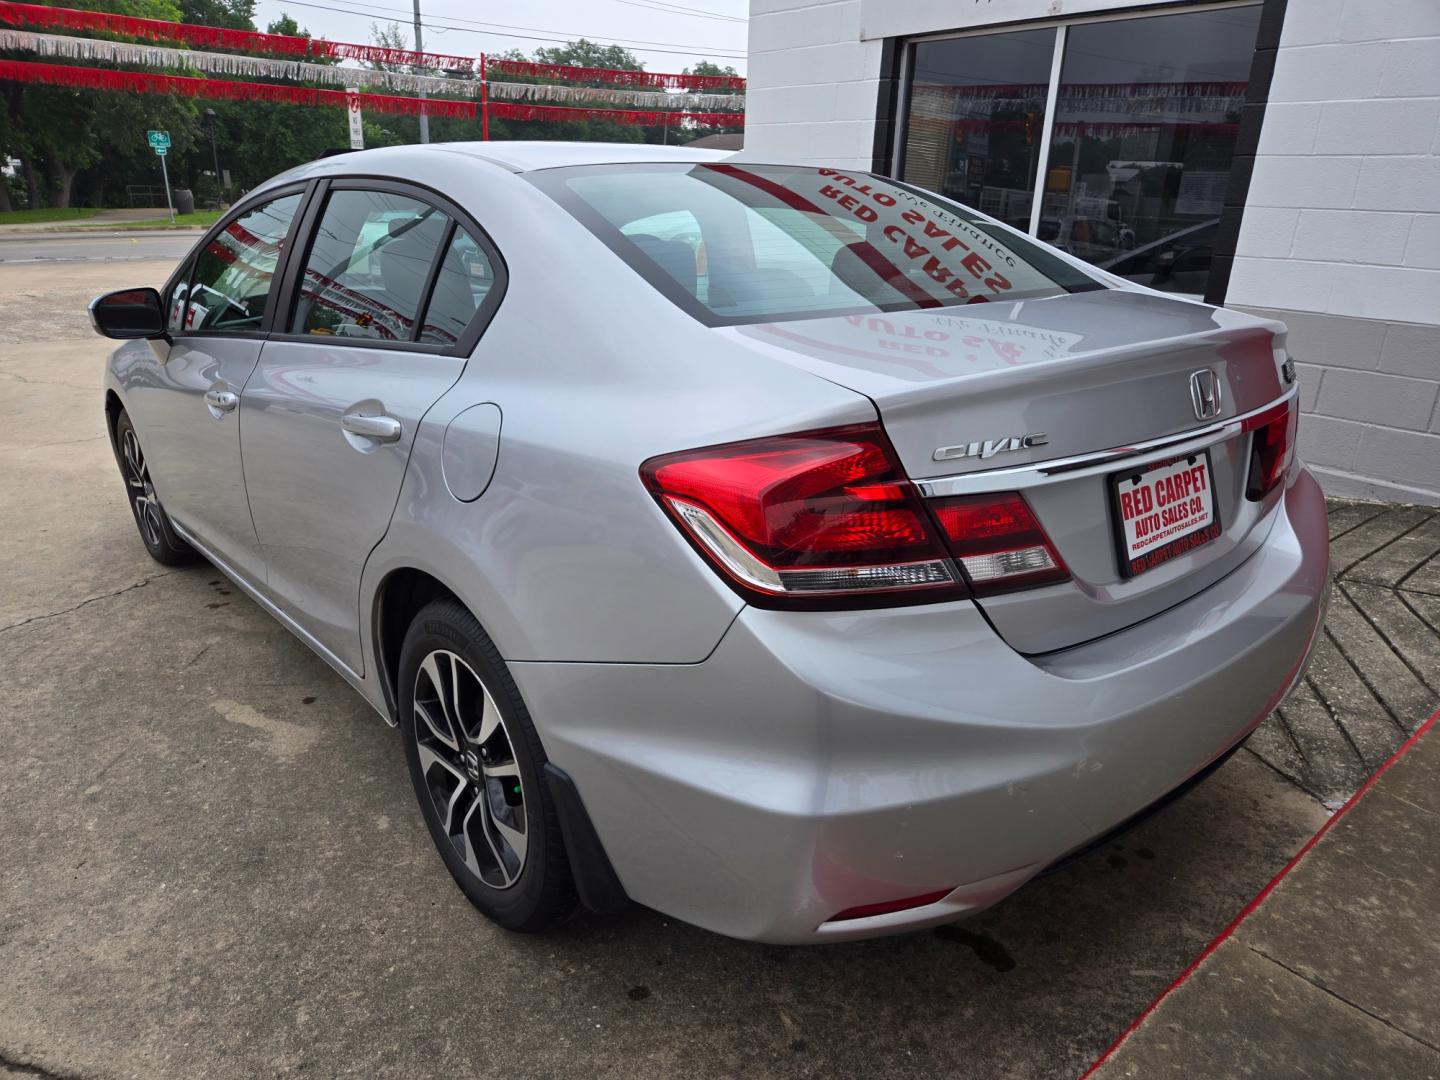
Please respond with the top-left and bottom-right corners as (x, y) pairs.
(1110, 452), (1221, 578)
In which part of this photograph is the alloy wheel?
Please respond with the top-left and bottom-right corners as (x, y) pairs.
(412, 649), (528, 889)
(121, 426), (164, 548)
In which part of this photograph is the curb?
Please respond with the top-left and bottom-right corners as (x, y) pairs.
(1078, 705), (1440, 1079)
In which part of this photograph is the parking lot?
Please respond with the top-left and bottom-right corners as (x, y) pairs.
(1, 244), (1436, 1079)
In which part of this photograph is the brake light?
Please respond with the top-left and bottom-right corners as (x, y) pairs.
(1245, 397), (1297, 500)
(929, 492), (1070, 595)
(640, 423), (965, 607)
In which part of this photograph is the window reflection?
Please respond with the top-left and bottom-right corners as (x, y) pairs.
(1041, 8), (1259, 291)
(904, 28), (1057, 231)
(901, 6), (1262, 295)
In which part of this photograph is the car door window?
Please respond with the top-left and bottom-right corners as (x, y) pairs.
(185, 193), (303, 333)
(417, 227), (498, 346)
(291, 190), (449, 342)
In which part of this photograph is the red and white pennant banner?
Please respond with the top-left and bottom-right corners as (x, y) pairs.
(0, 60), (479, 117)
(0, 29), (477, 95)
(488, 101), (741, 128)
(487, 80), (742, 112)
(487, 58), (744, 92)
(0, 0), (476, 71)
(0, 60), (741, 127)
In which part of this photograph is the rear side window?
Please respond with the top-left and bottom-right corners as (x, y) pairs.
(290, 190), (449, 341)
(417, 227), (498, 346)
(531, 163), (1100, 327)
(184, 193), (302, 333)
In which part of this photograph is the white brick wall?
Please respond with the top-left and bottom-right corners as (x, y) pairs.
(743, 0), (1440, 501)
(743, 0), (882, 168)
(1229, 1), (1440, 503)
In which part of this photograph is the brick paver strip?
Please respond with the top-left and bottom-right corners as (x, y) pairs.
(1246, 500), (1440, 805)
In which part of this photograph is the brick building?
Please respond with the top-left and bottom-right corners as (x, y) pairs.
(744, 0), (1440, 503)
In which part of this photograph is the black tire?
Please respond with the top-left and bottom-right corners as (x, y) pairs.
(112, 408), (195, 567)
(398, 598), (576, 932)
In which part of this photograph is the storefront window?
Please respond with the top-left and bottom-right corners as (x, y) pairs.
(1041, 7), (1259, 290)
(903, 28), (1057, 231)
(900, 5), (1261, 295)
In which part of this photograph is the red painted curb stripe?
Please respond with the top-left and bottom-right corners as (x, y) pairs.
(1078, 705), (1440, 1080)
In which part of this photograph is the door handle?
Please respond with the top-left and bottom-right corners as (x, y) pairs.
(341, 411), (402, 443)
(204, 389), (238, 413)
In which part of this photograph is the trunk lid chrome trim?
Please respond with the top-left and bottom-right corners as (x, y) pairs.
(915, 389), (1296, 497)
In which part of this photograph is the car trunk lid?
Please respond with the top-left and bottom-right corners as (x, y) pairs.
(723, 289), (1292, 653)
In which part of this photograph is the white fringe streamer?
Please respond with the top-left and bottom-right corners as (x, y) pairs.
(0, 29), (478, 96)
(484, 80), (744, 112)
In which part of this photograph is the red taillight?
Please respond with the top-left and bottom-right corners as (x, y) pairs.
(1245, 397), (1297, 500)
(640, 423), (964, 607)
(929, 492), (1070, 595)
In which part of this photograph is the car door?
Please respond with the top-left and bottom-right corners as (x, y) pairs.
(240, 181), (503, 674)
(128, 189), (307, 583)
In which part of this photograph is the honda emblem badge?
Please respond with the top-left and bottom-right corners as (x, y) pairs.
(1189, 369), (1223, 421)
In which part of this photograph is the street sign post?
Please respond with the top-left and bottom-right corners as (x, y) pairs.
(345, 91), (364, 150)
(147, 130), (175, 224)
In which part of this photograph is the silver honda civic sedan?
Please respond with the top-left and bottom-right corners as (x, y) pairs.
(90, 142), (1329, 943)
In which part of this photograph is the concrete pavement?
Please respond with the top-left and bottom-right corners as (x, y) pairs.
(0, 253), (1436, 1078)
(1090, 712), (1440, 1079)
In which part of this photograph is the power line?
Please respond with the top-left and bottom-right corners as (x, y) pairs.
(273, 0), (747, 57)
(610, 0), (745, 24)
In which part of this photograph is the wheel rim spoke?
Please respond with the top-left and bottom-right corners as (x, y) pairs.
(462, 795), (514, 886)
(417, 653), (460, 750)
(412, 648), (527, 890)
(472, 687), (502, 746)
(491, 815), (527, 874)
(415, 699), (457, 752)
(416, 742), (471, 833)
(121, 427), (163, 547)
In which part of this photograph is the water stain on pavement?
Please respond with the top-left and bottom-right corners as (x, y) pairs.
(933, 925), (1017, 971)
(210, 698), (320, 761)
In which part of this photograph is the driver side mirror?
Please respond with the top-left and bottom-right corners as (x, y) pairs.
(89, 287), (167, 340)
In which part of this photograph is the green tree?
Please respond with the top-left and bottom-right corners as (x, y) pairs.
(533, 39), (644, 73)
(178, 0), (255, 31)
(673, 59), (744, 145)
(2, 0), (197, 208)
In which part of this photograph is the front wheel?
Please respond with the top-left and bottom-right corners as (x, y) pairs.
(398, 598), (576, 932)
(112, 408), (194, 566)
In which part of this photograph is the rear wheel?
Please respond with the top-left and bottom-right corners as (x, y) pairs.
(398, 599), (575, 931)
(113, 408), (194, 566)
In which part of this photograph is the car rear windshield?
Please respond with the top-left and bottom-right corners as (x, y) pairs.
(529, 162), (1103, 326)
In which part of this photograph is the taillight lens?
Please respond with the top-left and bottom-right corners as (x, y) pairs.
(1245, 397), (1298, 500)
(929, 492), (1070, 595)
(640, 423), (965, 607)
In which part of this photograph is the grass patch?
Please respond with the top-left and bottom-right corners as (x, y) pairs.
(0, 207), (101, 225)
(80, 209), (225, 230)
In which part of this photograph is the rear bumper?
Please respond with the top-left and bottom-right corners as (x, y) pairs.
(511, 468), (1330, 943)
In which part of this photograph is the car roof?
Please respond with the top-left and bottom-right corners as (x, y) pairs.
(453, 140), (734, 172)
(339, 140), (735, 174)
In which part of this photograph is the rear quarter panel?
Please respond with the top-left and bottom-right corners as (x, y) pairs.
(360, 156), (875, 667)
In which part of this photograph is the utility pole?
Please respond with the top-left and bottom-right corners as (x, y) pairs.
(412, 0), (429, 143)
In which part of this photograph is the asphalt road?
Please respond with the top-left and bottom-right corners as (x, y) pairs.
(0, 258), (1335, 1080)
(0, 231), (197, 264)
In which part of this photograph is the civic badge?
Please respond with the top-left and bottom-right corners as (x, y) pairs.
(1189, 369), (1223, 421)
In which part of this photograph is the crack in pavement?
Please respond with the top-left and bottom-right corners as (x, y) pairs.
(0, 436), (107, 456)
(1247, 945), (1440, 1057)
(0, 572), (178, 636)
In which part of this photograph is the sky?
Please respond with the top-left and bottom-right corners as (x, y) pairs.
(251, 0), (750, 75)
